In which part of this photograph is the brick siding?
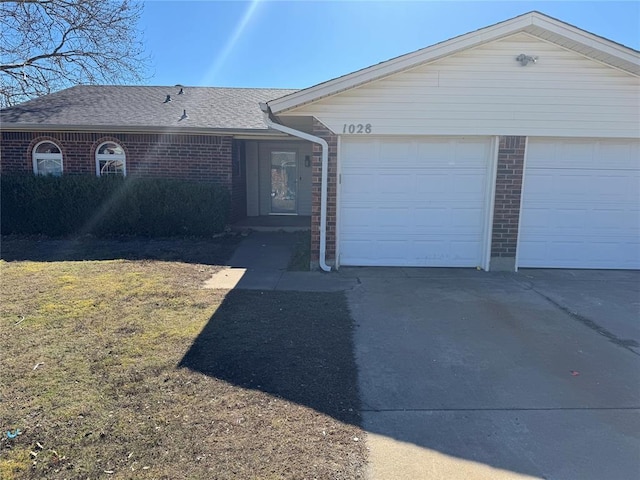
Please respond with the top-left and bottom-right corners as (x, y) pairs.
(1, 130), (245, 221)
(310, 119), (338, 265)
(491, 136), (526, 259)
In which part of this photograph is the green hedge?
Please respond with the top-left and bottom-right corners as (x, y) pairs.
(1, 175), (230, 237)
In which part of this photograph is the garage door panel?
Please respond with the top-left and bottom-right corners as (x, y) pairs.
(341, 206), (375, 229)
(415, 174), (449, 194)
(341, 206), (483, 233)
(589, 209), (639, 231)
(340, 237), (482, 267)
(416, 140), (451, 161)
(413, 207), (452, 229)
(552, 209), (589, 230)
(376, 208), (414, 228)
(455, 140), (491, 160)
(380, 174), (413, 194)
(341, 172), (376, 193)
(379, 141), (413, 160)
(451, 208), (485, 228)
(524, 173), (555, 196)
(526, 177), (636, 205)
(519, 138), (640, 269)
(339, 136), (490, 267)
(452, 173), (486, 195)
(520, 237), (639, 269)
(340, 240), (377, 265)
(592, 175), (633, 197)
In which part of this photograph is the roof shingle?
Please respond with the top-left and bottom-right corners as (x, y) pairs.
(1, 85), (297, 131)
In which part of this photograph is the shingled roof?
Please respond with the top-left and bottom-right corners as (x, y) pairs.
(0, 85), (297, 132)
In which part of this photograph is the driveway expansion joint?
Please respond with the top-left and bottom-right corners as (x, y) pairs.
(523, 283), (640, 356)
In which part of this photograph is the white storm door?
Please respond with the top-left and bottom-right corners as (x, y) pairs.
(270, 151), (297, 214)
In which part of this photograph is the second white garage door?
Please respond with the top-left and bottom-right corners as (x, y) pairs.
(519, 138), (640, 269)
(339, 137), (493, 267)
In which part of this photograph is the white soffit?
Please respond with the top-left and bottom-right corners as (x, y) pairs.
(268, 11), (640, 115)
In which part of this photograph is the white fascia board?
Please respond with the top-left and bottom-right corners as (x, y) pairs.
(268, 12), (640, 115)
(527, 14), (640, 71)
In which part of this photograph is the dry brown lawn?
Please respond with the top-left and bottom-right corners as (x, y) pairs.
(0, 237), (366, 479)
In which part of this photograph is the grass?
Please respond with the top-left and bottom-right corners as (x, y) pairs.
(287, 231), (311, 271)
(0, 237), (366, 479)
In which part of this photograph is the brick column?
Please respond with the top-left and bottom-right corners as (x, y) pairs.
(490, 136), (526, 271)
(310, 118), (338, 269)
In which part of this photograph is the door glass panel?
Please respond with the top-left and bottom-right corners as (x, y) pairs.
(271, 151), (297, 213)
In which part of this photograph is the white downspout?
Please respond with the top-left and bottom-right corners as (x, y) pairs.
(259, 103), (331, 272)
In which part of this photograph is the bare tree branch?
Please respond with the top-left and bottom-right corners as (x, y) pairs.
(0, 0), (148, 107)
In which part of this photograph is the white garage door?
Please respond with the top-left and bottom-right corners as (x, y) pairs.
(519, 138), (640, 269)
(339, 137), (492, 267)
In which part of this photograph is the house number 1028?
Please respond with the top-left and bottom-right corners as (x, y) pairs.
(343, 123), (372, 134)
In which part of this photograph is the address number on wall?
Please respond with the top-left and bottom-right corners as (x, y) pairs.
(342, 123), (372, 134)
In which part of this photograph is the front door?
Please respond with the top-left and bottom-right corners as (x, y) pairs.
(270, 151), (297, 214)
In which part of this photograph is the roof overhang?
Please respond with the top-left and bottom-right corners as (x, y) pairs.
(267, 11), (640, 114)
(0, 123), (290, 138)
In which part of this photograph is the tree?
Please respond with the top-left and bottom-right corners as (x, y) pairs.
(0, 0), (147, 107)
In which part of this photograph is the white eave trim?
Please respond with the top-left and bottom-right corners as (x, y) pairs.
(0, 124), (291, 137)
(268, 11), (640, 114)
(524, 15), (640, 74)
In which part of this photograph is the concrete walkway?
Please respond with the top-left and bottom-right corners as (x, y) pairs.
(203, 231), (357, 292)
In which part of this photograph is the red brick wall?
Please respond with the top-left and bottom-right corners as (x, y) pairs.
(310, 119), (338, 265)
(1, 131), (232, 181)
(0, 130), (246, 220)
(491, 136), (526, 261)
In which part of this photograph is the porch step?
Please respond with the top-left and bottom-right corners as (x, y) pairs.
(230, 225), (310, 233)
(231, 216), (311, 233)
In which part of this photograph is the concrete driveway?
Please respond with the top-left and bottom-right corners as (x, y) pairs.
(344, 268), (640, 480)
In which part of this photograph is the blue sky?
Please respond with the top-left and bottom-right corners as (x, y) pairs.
(139, 1), (640, 89)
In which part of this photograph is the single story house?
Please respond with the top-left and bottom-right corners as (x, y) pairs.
(2, 11), (639, 271)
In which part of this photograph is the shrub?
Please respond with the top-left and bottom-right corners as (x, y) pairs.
(1, 175), (230, 237)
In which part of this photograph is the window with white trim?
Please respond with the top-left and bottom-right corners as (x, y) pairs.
(96, 142), (126, 176)
(32, 141), (63, 176)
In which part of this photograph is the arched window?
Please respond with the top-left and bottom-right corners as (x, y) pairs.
(96, 142), (126, 176)
(32, 141), (63, 176)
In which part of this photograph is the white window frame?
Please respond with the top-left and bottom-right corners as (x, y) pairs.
(32, 141), (63, 176)
(95, 141), (126, 177)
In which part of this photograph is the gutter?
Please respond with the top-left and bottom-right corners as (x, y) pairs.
(259, 102), (331, 272)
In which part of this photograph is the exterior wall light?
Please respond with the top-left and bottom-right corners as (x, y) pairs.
(516, 54), (538, 66)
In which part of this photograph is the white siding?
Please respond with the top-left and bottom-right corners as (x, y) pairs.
(286, 33), (639, 138)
